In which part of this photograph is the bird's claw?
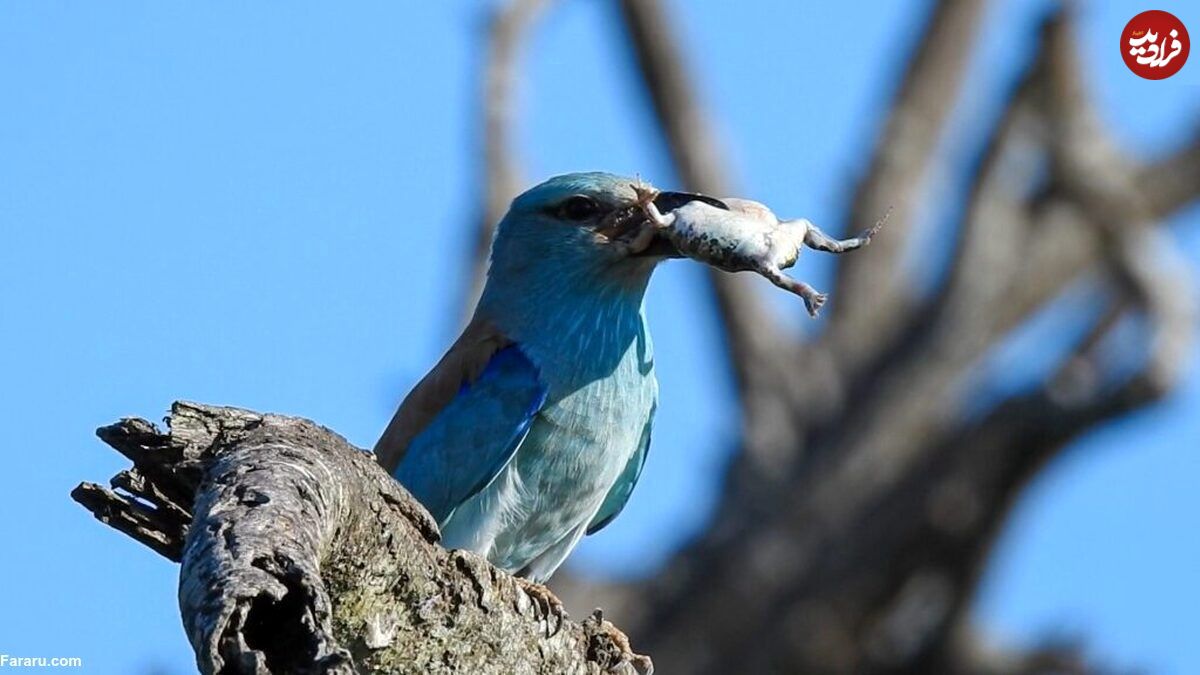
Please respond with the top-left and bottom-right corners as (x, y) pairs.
(516, 577), (567, 637)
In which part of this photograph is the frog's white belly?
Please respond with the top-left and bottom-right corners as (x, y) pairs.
(666, 203), (802, 272)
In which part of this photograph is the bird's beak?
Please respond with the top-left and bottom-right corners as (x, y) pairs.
(632, 191), (729, 258)
(653, 191), (729, 212)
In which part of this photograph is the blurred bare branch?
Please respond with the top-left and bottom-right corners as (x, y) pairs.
(827, 0), (990, 372)
(616, 0), (727, 195)
(463, 0), (554, 316)
(617, 0), (794, 410)
(1137, 132), (1200, 219)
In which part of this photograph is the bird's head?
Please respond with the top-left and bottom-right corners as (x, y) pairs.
(488, 172), (725, 286)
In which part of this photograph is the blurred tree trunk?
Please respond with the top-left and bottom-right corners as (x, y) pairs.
(468, 0), (1198, 673)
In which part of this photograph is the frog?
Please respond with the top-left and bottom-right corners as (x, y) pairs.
(630, 184), (886, 317)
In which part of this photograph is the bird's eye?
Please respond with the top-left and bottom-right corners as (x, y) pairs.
(556, 195), (601, 221)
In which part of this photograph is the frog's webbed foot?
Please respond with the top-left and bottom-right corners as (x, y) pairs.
(856, 206), (892, 243)
(760, 265), (826, 317)
(515, 576), (567, 637)
(801, 287), (828, 317)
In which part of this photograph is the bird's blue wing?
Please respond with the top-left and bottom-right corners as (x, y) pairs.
(586, 406), (653, 535)
(394, 344), (548, 524)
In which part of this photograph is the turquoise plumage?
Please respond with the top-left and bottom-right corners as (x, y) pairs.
(394, 345), (547, 524)
(376, 172), (717, 582)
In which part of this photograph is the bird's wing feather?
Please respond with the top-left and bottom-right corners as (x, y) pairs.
(390, 341), (547, 523)
(586, 405), (654, 535)
(374, 317), (514, 474)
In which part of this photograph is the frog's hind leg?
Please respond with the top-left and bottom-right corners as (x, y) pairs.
(801, 221), (873, 254)
(760, 265), (827, 317)
(799, 209), (889, 254)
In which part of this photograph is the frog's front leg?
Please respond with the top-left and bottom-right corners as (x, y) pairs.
(631, 183), (676, 230)
(616, 183), (676, 255)
(760, 264), (827, 317)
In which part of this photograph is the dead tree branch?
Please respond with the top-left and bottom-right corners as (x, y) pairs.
(827, 0), (990, 371)
(1137, 132), (1200, 219)
(73, 402), (647, 675)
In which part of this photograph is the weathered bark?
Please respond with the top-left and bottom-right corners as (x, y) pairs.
(73, 401), (648, 675)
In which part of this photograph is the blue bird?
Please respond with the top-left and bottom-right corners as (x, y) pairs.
(375, 172), (724, 585)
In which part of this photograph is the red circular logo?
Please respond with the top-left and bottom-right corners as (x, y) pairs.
(1122, 10), (1189, 80)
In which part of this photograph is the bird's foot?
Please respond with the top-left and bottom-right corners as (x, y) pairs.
(515, 576), (567, 637)
(587, 609), (654, 674)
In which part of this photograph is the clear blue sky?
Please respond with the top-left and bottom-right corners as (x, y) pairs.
(1, 2), (1196, 673)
